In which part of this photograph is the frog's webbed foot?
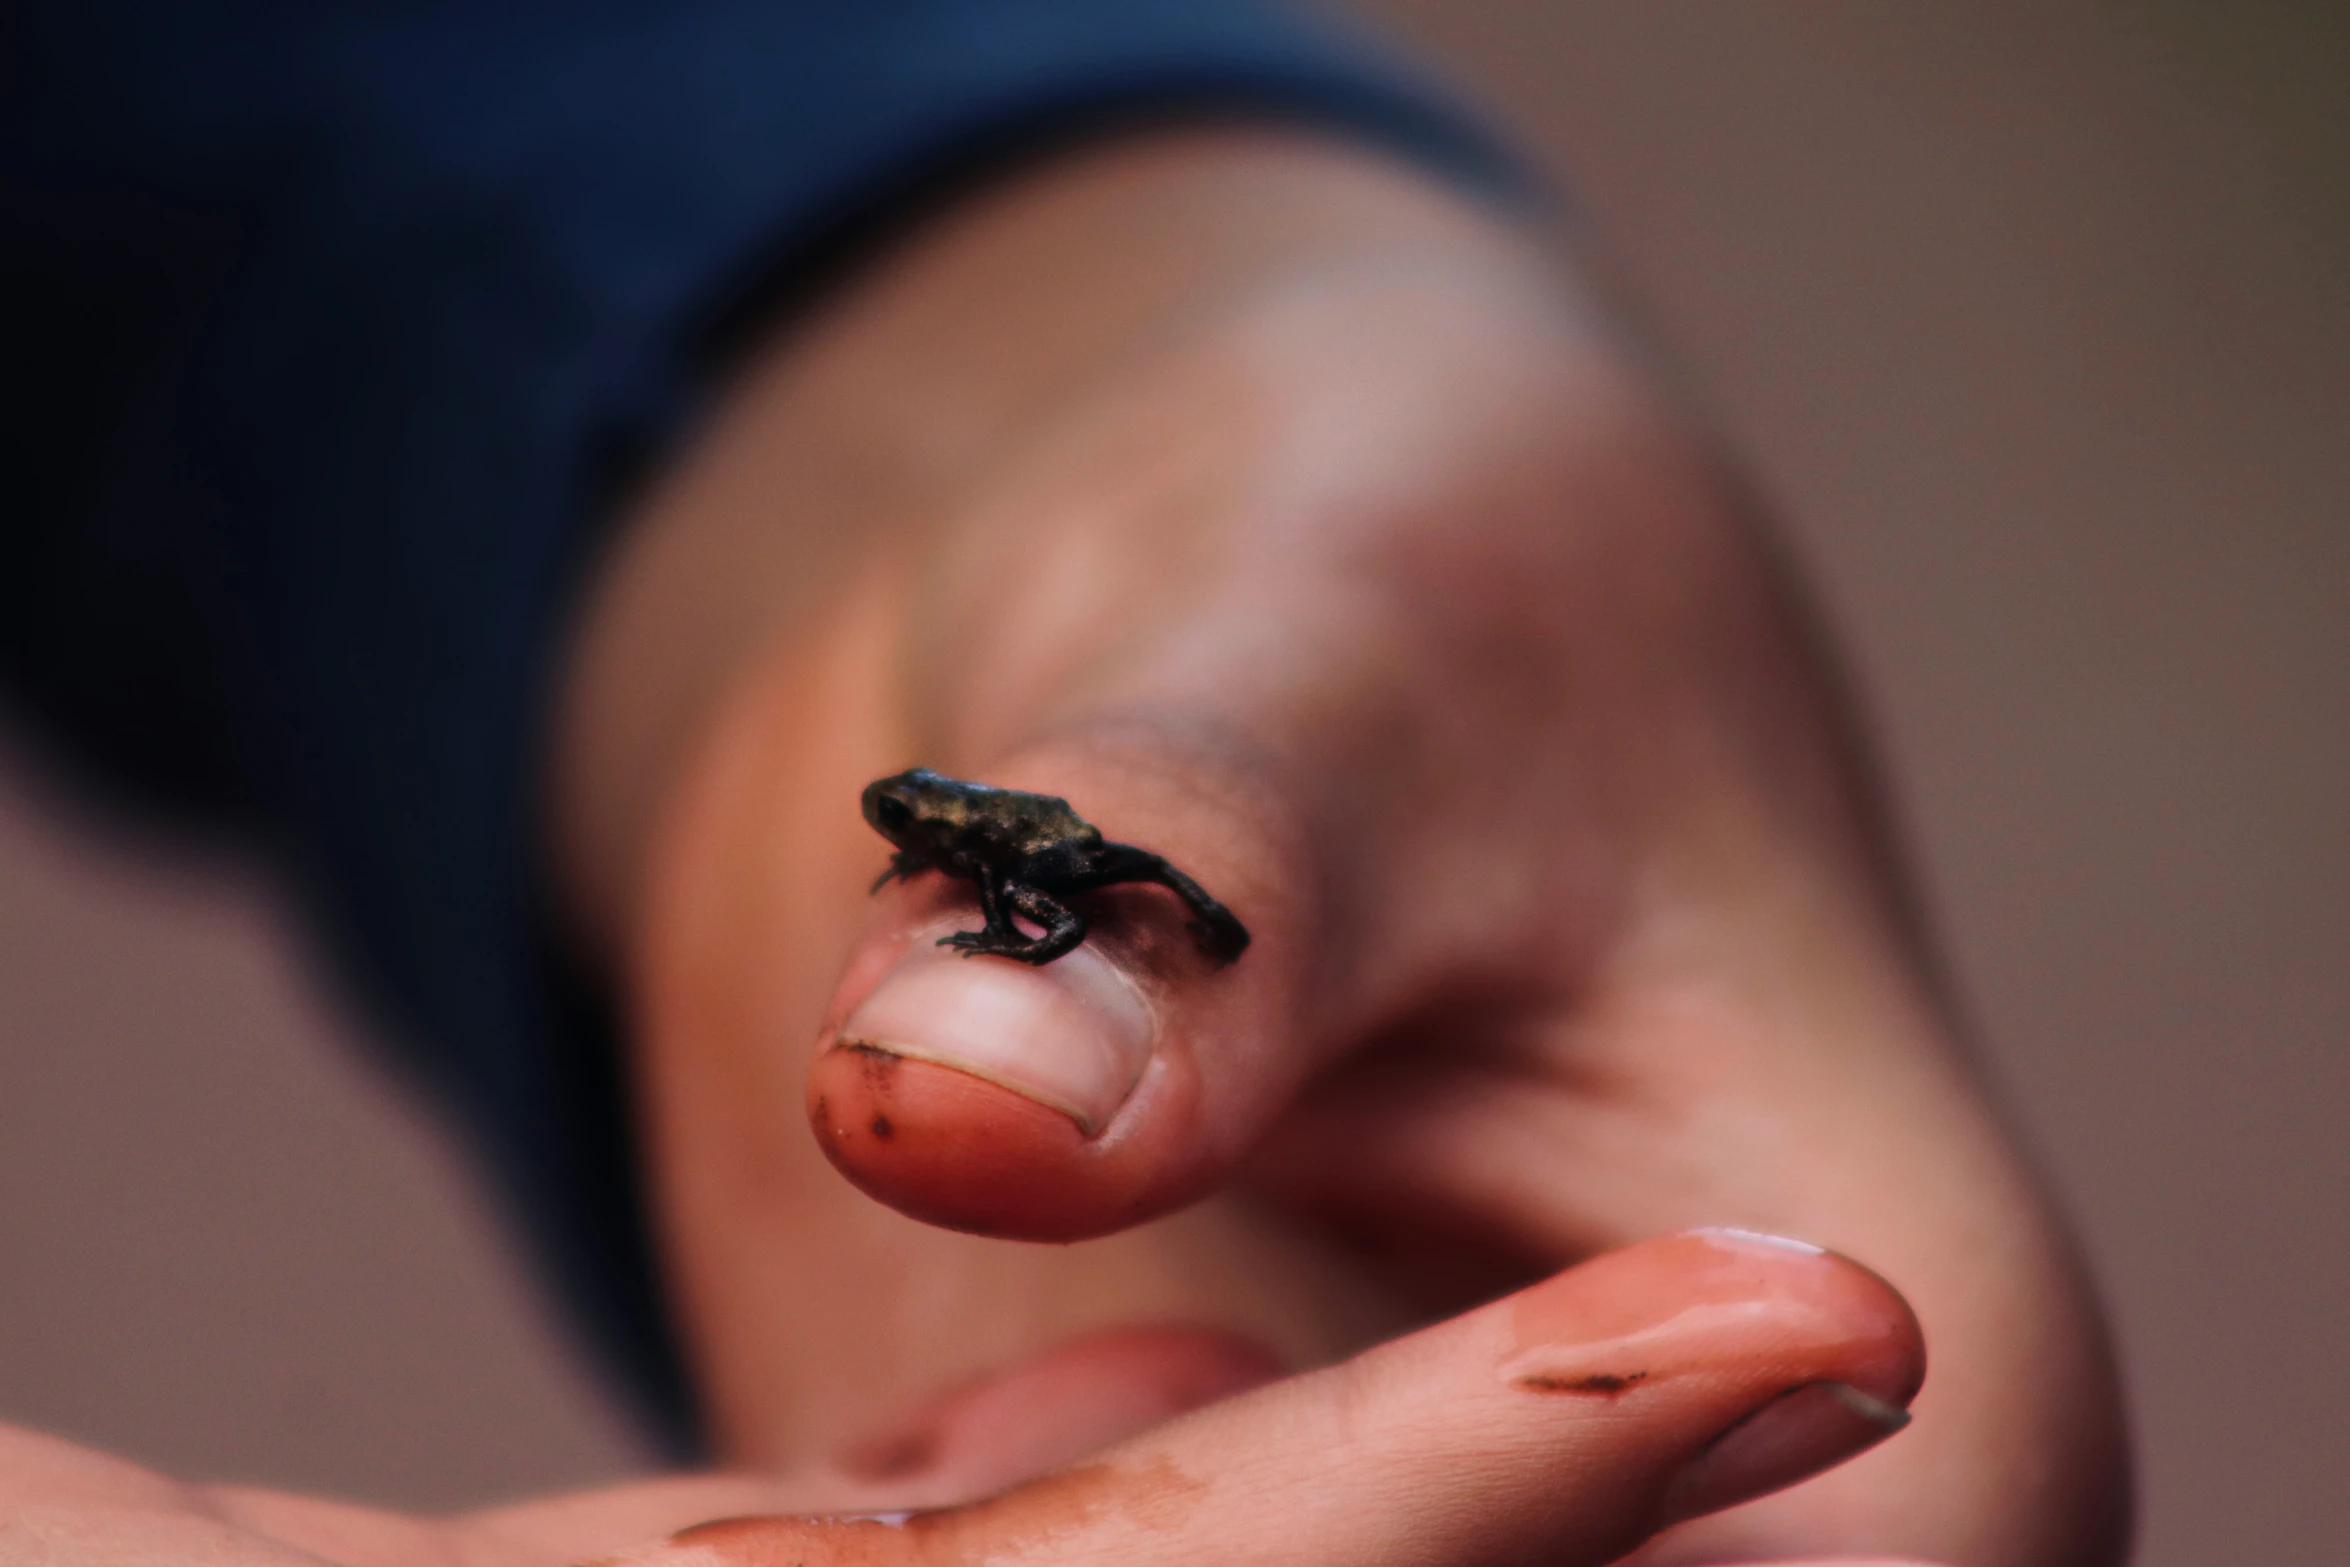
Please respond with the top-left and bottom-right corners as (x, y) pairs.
(937, 925), (1075, 963)
(936, 926), (1006, 954)
(938, 881), (1086, 965)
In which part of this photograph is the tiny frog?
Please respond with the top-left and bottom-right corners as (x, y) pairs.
(861, 767), (1250, 966)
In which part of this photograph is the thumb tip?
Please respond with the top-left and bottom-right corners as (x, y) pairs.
(808, 1041), (1114, 1237)
(832, 929), (1155, 1133)
(809, 927), (1198, 1238)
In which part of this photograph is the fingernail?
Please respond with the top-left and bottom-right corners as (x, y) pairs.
(1662, 1378), (1912, 1523)
(1689, 1226), (1825, 1256)
(835, 924), (1155, 1135)
(1500, 1229), (1855, 1392)
(1497, 1229), (1920, 1516)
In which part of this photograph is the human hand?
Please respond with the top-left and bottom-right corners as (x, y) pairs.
(0, 1234), (1920, 1567)
(556, 131), (2127, 1565)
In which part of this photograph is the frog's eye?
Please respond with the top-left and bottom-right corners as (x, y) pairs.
(874, 794), (914, 831)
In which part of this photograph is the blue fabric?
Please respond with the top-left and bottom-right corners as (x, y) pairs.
(0, 1), (1519, 1454)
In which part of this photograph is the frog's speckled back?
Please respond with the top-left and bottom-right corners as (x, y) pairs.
(964, 780), (1097, 859)
(864, 767), (1098, 865)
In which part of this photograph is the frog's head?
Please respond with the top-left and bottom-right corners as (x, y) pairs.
(861, 767), (964, 848)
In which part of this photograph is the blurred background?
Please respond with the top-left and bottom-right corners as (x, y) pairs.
(0, 5), (2339, 1565)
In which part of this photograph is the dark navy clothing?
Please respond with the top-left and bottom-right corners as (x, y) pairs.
(0, 1), (1516, 1453)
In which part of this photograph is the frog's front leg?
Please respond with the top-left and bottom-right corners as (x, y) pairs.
(937, 867), (1018, 952)
(870, 849), (927, 893)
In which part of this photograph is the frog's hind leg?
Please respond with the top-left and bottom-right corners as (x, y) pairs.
(1081, 844), (1251, 964)
(1003, 883), (1086, 964)
(938, 875), (1086, 964)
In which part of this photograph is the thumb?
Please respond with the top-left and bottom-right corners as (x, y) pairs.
(618, 1229), (1926, 1567)
(805, 736), (1330, 1239)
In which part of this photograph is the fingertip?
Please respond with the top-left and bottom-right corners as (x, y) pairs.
(808, 1044), (1133, 1235)
(834, 926), (1158, 1130)
(807, 902), (1236, 1238)
(1694, 1227), (1927, 1409)
(1504, 1229), (1926, 1414)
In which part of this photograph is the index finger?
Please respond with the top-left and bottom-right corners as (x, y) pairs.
(620, 1230), (1925, 1567)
